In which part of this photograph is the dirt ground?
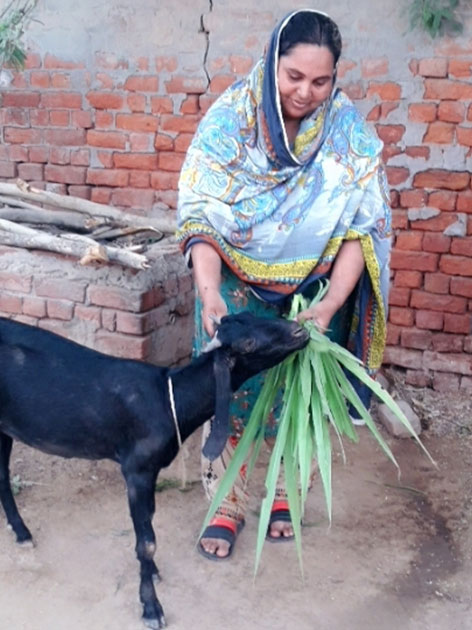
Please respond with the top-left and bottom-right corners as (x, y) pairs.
(1, 376), (471, 630)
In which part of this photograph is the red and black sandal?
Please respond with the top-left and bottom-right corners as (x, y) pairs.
(266, 500), (294, 543)
(198, 516), (245, 561)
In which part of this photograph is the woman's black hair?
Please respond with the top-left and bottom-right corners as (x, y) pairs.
(279, 11), (342, 64)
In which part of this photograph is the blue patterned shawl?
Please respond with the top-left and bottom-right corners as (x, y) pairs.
(176, 10), (392, 370)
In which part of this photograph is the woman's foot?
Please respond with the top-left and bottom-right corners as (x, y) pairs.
(198, 517), (245, 560)
(266, 501), (295, 542)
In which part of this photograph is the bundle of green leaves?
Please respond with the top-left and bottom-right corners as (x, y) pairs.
(200, 285), (435, 574)
(0, 1), (38, 71)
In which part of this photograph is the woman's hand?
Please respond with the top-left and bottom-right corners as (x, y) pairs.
(201, 288), (227, 337)
(296, 297), (337, 333)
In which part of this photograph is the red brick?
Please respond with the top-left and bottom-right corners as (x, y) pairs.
(440, 255), (472, 277)
(411, 290), (466, 313)
(389, 306), (415, 326)
(124, 75), (159, 92)
(157, 152), (186, 172)
(87, 130), (127, 149)
(431, 333), (464, 353)
(68, 186), (90, 199)
(451, 277), (472, 298)
(50, 147), (70, 165)
(423, 232), (451, 253)
(424, 273), (450, 294)
(394, 231), (423, 251)
(405, 370), (432, 388)
(0, 294), (22, 314)
(8, 145), (29, 161)
(408, 103), (437, 123)
(405, 146), (430, 160)
(44, 55), (84, 70)
(209, 75), (235, 94)
(174, 134), (193, 153)
(416, 310), (444, 330)
(423, 122), (455, 144)
(72, 110), (93, 129)
(424, 79), (472, 100)
(129, 171), (150, 188)
(34, 278), (87, 302)
(367, 82), (401, 100)
(449, 59), (472, 78)
(161, 115), (200, 134)
(390, 190), (400, 208)
(155, 56), (178, 72)
(199, 94), (218, 113)
(111, 188), (155, 209)
(75, 304), (101, 328)
(97, 151), (114, 168)
(337, 59), (357, 79)
(86, 169), (129, 187)
(136, 57), (149, 71)
(433, 372), (460, 392)
(115, 311), (153, 335)
(392, 210), (409, 230)
(367, 105), (381, 122)
(425, 350), (472, 375)
(95, 111), (114, 129)
(444, 313), (471, 334)
(465, 337), (472, 353)
(390, 250), (438, 272)
(376, 124), (405, 144)
(457, 127), (472, 147)
(2, 92), (40, 108)
(165, 76), (208, 94)
(4, 127), (42, 144)
(86, 91), (124, 109)
(150, 171), (180, 190)
(29, 109), (49, 126)
(413, 170), (469, 191)
(94, 331), (151, 360)
(438, 101), (465, 123)
(361, 57), (388, 78)
(22, 296), (47, 318)
(401, 328), (432, 350)
(457, 191), (472, 214)
(386, 323), (401, 345)
(400, 189), (427, 208)
(4, 108), (29, 126)
(113, 153), (158, 170)
(40, 92), (82, 109)
(44, 165), (86, 185)
(47, 299), (74, 320)
(428, 191), (457, 211)
(389, 287), (410, 307)
(95, 53), (129, 70)
(71, 149), (90, 166)
(451, 238), (472, 257)
(381, 102), (400, 119)
(382, 145), (401, 165)
(129, 133), (152, 152)
(0, 162), (17, 178)
(150, 97), (173, 114)
(88, 286), (150, 312)
(394, 270), (423, 288)
(49, 110), (70, 126)
(116, 114), (158, 132)
(382, 346), (422, 369)
(462, 376), (472, 391)
(418, 58), (448, 78)
(386, 167), (409, 186)
(17, 163), (44, 181)
(127, 93), (146, 113)
(91, 188), (112, 204)
(0, 273), (32, 293)
(51, 73), (71, 89)
(29, 147), (49, 163)
(24, 53), (41, 69)
(44, 129), (86, 146)
(154, 134), (174, 151)
(180, 95), (200, 115)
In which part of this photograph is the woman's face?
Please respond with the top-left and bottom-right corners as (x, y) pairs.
(277, 43), (335, 122)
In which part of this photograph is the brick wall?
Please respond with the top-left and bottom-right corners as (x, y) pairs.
(0, 29), (471, 388)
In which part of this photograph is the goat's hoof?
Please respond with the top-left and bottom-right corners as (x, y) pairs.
(143, 614), (166, 629)
(18, 538), (35, 549)
(152, 571), (161, 585)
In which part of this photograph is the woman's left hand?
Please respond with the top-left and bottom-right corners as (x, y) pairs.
(296, 298), (337, 333)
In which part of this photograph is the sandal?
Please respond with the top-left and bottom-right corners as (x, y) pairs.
(266, 501), (295, 543)
(198, 517), (245, 561)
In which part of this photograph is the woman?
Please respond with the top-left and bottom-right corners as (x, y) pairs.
(177, 9), (391, 560)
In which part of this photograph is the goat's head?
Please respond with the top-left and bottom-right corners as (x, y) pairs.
(202, 312), (309, 461)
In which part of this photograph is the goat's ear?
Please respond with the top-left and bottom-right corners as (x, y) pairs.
(202, 332), (222, 353)
(202, 351), (231, 461)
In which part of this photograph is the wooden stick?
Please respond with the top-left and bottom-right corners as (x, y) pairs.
(0, 198), (103, 231)
(0, 180), (177, 233)
(0, 218), (151, 270)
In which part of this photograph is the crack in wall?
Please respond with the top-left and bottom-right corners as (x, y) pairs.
(199, 0), (213, 86)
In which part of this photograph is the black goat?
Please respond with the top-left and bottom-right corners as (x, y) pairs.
(0, 312), (309, 628)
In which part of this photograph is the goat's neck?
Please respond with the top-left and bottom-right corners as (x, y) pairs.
(168, 352), (221, 443)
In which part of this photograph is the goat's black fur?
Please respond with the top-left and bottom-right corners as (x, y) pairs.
(0, 312), (309, 628)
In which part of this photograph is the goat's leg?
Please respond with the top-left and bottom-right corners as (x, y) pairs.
(0, 432), (32, 543)
(122, 465), (165, 629)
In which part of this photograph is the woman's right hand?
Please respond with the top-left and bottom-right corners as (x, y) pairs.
(201, 288), (227, 337)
